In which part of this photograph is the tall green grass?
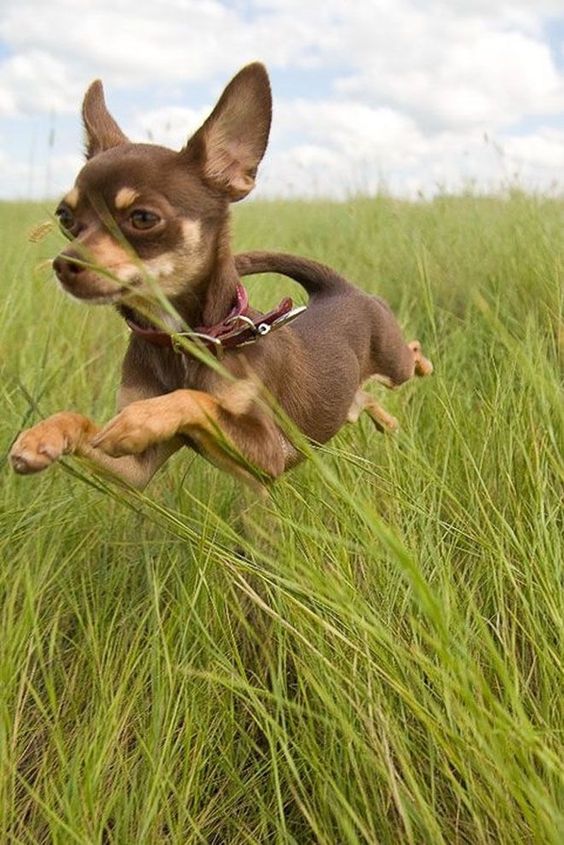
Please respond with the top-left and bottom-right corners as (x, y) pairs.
(1, 193), (562, 843)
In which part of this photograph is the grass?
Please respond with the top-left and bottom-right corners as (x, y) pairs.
(0, 192), (562, 843)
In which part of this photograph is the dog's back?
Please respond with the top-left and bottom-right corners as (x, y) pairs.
(236, 251), (417, 387)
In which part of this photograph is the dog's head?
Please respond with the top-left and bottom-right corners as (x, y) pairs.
(53, 63), (272, 305)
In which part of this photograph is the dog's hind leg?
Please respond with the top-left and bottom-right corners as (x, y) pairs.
(346, 390), (399, 433)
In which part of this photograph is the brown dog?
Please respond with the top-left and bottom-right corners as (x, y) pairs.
(10, 63), (432, 491)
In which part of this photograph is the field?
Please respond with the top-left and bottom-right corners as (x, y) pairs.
(1, 193), (563, 843)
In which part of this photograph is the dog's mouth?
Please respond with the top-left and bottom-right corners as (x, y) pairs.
(55, 265), (144, 305)
(66, 286), (131, 305)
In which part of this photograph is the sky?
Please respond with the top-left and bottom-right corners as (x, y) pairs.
(0, 0), (563, 201)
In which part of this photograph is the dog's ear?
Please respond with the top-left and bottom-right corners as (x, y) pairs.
(181, 63), (272, 201)
(82, 80), (129, 159)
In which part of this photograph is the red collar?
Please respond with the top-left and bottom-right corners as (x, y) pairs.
(124, 284), (306, 357)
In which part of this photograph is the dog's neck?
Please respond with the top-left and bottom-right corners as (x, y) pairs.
(192, 222), (240, 327)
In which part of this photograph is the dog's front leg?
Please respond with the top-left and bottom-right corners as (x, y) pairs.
(91, 392), (210, 458)
(92, 385), (285, 489)
(10, 411), (179, 489)
(11, 411), (100, 475)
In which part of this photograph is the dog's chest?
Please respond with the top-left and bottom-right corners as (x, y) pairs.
(149, 347), (222, 395)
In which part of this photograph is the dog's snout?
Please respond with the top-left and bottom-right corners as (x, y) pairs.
(51, 245), (124, 302)
(53, 252), (84, 282)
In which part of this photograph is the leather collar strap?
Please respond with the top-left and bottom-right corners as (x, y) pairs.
(124, 283), (306, 357)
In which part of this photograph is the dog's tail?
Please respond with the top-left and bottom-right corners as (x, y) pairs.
(235, 251), (349, 298)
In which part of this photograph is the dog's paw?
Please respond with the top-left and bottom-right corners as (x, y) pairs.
(409, 340), (434, 377)
(10, 413), (87, 474)
(91, 399), (181, 457)
(10, 430), (65, 474)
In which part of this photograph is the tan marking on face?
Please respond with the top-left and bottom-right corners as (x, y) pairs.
(118, 251), (189, 322)
(182, 219), (201, 249)
(115, 187), (140, 210)
(140, 220), (204, 298)
(114, 264), (139, 283)
(141, 251), (200, 299)
(136, 221), (204, 298)
(79, 234), (139, 291)
(89, 234), (133, 268)
(63, 187), (80, 208)
(84, 217), (205, 308)
(144, 255), (176, 278)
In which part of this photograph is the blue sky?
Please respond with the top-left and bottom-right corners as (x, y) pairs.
(1, 0), (563, 200)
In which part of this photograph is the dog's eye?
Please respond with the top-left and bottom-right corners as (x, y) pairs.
(56, 206), (75, 232)
(130, 210), (160, 230)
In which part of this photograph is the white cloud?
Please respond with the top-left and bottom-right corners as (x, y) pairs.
(129, 105), (208, 148)
(0, 50), (80, 116)
(0, 1), (241, 115)
(0, 0), (332, 115)
(0, 0), (563, 198)
(274, 100), (422, 160)
(332, 9), (563, 131)
(504, 129), (564, 173)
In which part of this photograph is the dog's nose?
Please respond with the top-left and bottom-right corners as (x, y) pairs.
(53, 251), (84, 283)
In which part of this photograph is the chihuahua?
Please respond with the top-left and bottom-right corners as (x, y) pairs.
(10, 63), (432, 491)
